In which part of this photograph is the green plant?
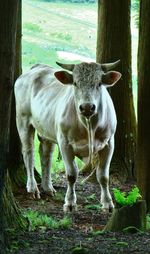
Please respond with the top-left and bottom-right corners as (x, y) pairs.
(113, 186), (141, 207)
(92, 230), (104, 236)
(25, 210), (71, 231)
(71, 242), (88, 254)
(115, 241), (129, 247)
(85, 204), (101, 210)
(86, 193), (96, 201)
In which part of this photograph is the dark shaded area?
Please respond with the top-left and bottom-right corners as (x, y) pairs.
(8, 175), (150, 253)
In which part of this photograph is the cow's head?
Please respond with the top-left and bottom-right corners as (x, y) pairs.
(54, 61), (121, 120)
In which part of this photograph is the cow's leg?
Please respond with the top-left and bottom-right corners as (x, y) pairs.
(96, 136), (114, 211)
(38, 137), (56, 196)
(58, 138), (78, 212)
(16, 115), (40, 199)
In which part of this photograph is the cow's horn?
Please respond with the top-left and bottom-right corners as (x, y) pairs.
(56, 62), (75, 72)
(101, 60), (121, 72)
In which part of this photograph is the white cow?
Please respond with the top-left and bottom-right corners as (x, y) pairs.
(14, 61), (121, 212)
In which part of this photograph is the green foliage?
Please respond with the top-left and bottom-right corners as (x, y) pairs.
(131, 0), (140, 27)
(25, 210), (72, 231)
(92, 230), (104, 236)
(86, 193), (96, 201)
(115, 241), (129, 247)
(23, 23), (42, 33)
(113, 186), (141, 207)
(123, 226), (143, 234)
(51, 32), (72, 42)
(39, 0), (96, 3)
(85, 204), (101, 210)
(71, 242), (89, 254)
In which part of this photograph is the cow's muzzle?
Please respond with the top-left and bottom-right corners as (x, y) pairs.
(79, 103), (96, 118)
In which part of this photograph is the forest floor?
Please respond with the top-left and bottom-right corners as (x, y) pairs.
(9, 173), (150, 254)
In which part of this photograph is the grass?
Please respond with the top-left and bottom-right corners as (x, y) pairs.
(85, 204), (102, 211)
(25, 209), (72, 231)
(22, 0), (97, 71)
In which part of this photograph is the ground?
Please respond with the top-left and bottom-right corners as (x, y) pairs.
(8, 173), (150, 254)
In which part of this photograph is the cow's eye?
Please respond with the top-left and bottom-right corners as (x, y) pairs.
(98, 82), (102, 87)
(73, 82), (77, 87)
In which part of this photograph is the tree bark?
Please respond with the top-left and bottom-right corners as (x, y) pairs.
(137, 0), (150, 212)
(104, 200), (146, 232)
(0, 0), (27, 250)
(9, 0), (27, 189)
(96, 0), (136, 181)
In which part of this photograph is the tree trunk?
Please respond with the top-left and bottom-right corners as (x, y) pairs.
(0, 0), (27, 249)
(137, 0), (150, 212)
(96, 0), (136, 181)
(9, 0), (41, 189)
(104, 200), (146, 232)
(9, 0), (27, 189)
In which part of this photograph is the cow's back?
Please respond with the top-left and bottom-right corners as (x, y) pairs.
(14, 64), (74, 142)
(14, 64), (54, 115)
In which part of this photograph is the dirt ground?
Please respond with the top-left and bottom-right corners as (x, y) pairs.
(10, 173), (150, 254)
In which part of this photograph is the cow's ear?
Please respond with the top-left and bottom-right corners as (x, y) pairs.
(54, 71), (73, 85)
(102, 71), (122, 87)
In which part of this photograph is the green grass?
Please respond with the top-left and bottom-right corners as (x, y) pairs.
(25, 209), (72, 231)
(85, 204), (102, 211)
(22, 0), (97, 71)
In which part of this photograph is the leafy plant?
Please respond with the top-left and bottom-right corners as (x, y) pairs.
(86, 193), (96, 201)
(71, 242), (88, 254)
(113, 186), (141, 207)
(85, 204), (101, 210)
(25, 210), (72, 231)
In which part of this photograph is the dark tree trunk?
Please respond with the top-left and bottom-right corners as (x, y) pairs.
(9, 0), (40, 189)
(0, 0), (27, 250)
(96, 0), (136, 181)
(137, 0), (150, 212)
(9, 0), (27, 189)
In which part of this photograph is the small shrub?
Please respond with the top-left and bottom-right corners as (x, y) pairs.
(86, 193), (96, 201)
(25, 210), (72, 231)
(113, 186), (141, 207)
(85, 204), (101, 210)
(51, 32), (72, 42)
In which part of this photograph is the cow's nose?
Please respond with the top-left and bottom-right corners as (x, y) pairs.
(79, 103), (96, 118)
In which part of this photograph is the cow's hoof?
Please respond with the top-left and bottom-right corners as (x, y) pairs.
(101, 201), (114, 213)
(63, 204), (77, 213)
(41, 186), (56, 197)
(28, 190), (41, 200)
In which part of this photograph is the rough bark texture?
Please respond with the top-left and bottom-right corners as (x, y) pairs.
(96, 0), (136, 180)
(0, 0), (27, 250)
(137, 0), (150, 212)
(9, 0), (27, 189)
(104, 200), (146, 232)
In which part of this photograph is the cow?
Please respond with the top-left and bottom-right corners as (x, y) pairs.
(14, 60), (121, 212)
